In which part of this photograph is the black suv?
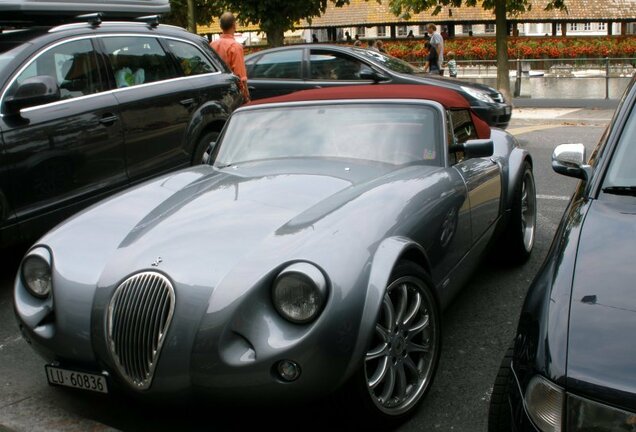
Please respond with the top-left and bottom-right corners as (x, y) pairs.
(0, 17), (244, 248)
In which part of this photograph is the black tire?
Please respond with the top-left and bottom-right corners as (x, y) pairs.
(500, 161), (536, 265)
(340, 261), (441, 428)
(192, 130), (220, 165)
(488, 343), (514, 432)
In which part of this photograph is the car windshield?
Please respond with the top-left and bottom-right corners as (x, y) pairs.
(603, 100), (636, 191)
(353, 48), (423, 75)
(215, 103), (441, 167)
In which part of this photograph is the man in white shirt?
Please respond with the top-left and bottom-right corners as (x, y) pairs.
(427, 23), (444, 76)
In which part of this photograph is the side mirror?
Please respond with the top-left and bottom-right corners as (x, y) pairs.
(552, 143), (593, 181)
(359, 66), (389, 82)
(451, 139), (494, 159)
(4, 76), (60, 115)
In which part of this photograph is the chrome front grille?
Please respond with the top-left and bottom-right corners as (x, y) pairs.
(107, 272), (175, 390)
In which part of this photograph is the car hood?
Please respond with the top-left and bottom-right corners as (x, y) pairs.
(567, 198), (636, 409)
(410, 72), (500, 95)
(42, 159), (430, 293)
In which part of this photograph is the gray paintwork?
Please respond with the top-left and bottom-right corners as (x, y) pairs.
(14, 99), (530, 400)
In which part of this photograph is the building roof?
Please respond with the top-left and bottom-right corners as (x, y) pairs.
(246, 84), (491, 139)
(299, 0), (636, 27)
(198, 0), (636, 34)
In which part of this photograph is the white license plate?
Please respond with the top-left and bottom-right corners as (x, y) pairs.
(45, 365), (108, 394)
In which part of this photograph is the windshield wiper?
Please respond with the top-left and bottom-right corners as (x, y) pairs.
(216, 163), (233, 169)
(602, 186), (636, 196)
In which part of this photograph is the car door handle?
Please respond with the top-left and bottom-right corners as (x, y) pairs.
(313, 85), (322, 89)
(180, 98), (195, 107)
(248, 86), (256, 91)
(99, 114), (118, 125)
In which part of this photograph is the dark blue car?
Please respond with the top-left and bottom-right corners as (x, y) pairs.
(488, 75), (636, 432)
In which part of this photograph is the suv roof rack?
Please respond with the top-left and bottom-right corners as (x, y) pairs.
(75, 12), (102, 27)
(134, 15), (160, 28)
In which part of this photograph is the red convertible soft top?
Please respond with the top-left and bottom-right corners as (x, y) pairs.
(247, 84), (491, 139)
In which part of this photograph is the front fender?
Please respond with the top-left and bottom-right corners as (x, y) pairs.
(492, 128), (532, 212)
(344, 236), (429, 379)
(513, 195), (589, 391)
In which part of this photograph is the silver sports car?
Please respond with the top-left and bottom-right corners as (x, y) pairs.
(14, 84), (536, 424)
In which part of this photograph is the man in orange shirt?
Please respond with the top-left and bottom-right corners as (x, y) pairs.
(211, 12), (250, 102)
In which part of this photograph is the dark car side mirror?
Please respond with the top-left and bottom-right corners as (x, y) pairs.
(451, 139), (494, 159)
(4, 76), (61, 115)
(552, 143), (594, 181)
(359, 66), (389, 82)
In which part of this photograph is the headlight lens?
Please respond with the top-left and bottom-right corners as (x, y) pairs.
(461, 86), (495, 103)
(272, 263), (327, 324)
(21, 248), (53, 299)
(567, 393), (636, 431)
(525, 375), (564, 432)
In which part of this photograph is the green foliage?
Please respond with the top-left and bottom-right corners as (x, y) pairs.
(388, 0), (566, 18)
(164, 0), (366, 34)
(209, 0), (352, 33)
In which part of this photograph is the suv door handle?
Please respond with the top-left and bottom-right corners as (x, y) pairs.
(180, 98), (195, 107)
(99, 114), (118, 125)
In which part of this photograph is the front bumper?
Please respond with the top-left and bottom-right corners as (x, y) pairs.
(473, 104), (512, 129)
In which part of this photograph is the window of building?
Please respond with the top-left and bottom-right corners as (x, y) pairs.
(397, 25), (407, 36)
(462, 24), (473, 34)
(356, 26), (366, 37)
(377, 26), (386, 37)
(419, 25), (427, 36)
(569, 23), (578, 31)
(556, 23), (562, 32)
(583, 22), (591, 31)
(485, 24), (495, 33)
(598, 22), (606, 31)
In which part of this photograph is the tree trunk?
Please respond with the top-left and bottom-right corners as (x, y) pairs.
(495, 0), (511, 102)
(263, 23), (285, 47)
(186, 0), (196, 33)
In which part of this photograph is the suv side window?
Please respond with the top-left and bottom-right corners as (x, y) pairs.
(8, 39), (104, 101)
(310, 50), (371, 81)
(102, 37), (177, 88)
(251, 50), (302, 79)
(165, 39), (217, 76)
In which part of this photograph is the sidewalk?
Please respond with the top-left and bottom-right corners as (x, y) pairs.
(512, 98), (619, 110)
(510, 99), (616, 124)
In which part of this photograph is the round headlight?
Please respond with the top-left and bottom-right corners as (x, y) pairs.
(272, 263), (327, 324)
(22, 249), (52, 299)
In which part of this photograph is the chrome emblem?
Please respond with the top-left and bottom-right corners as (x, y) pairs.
(151, 257), (163, 267)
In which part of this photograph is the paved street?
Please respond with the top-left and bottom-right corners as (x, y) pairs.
(0, 107), (611, 432)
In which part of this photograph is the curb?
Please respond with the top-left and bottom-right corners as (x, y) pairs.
(512, 98), (619, 109)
